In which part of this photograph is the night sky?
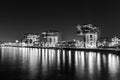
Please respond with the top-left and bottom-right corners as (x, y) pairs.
(0, 1), (120, 41)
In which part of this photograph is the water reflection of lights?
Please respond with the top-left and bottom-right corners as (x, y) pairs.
(75, 51), (85, 77)
(48, 49), (56, 67)
(102, 54), (106, 66)
(1, 47), (120, 80)
(62, 50), (65, 67)
(1, 47), (19, 64)
(81, 51), (85, 69)
(1, 47), (57, 79)
(75, 51), (102, 79)
(57, 50), (61, 69)
(75, 51), (78, 68)
(97, 53), (101, 71)
(21, 48), (29, 66)
(88, 52), (95, 74)
(42, 49), (48, 76)
(41, 49), (57, 76)
(108, 54), (120, 77)
(28, 48), (39, 79)
(68, 50), (72, 67)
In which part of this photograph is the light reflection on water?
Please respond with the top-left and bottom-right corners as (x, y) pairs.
(1, 47), (120, 80)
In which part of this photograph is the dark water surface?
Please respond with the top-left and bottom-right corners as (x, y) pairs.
(0, 47), (120, 80)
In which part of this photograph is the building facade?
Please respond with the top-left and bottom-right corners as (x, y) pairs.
(41, 30), (61, 47)
(85, 33), (98, 48)
(76, 24), (100, 48)
(22, 33), (40, 46)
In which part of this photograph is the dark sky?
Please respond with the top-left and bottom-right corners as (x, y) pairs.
(0, 1), (120, 41)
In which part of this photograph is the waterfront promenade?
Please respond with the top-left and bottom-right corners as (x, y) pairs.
(1, 45), (120, 53)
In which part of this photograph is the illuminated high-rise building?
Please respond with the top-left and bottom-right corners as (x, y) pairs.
(41, 30), (61, 47)
(76, 24), (100, 48)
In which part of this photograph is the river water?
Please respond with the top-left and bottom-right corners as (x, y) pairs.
(0, 47), (120, 80)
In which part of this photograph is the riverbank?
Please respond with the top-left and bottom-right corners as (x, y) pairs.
(1, 45), (120, 53)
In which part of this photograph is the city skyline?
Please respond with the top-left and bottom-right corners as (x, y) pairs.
(0, 2), (120, 41)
